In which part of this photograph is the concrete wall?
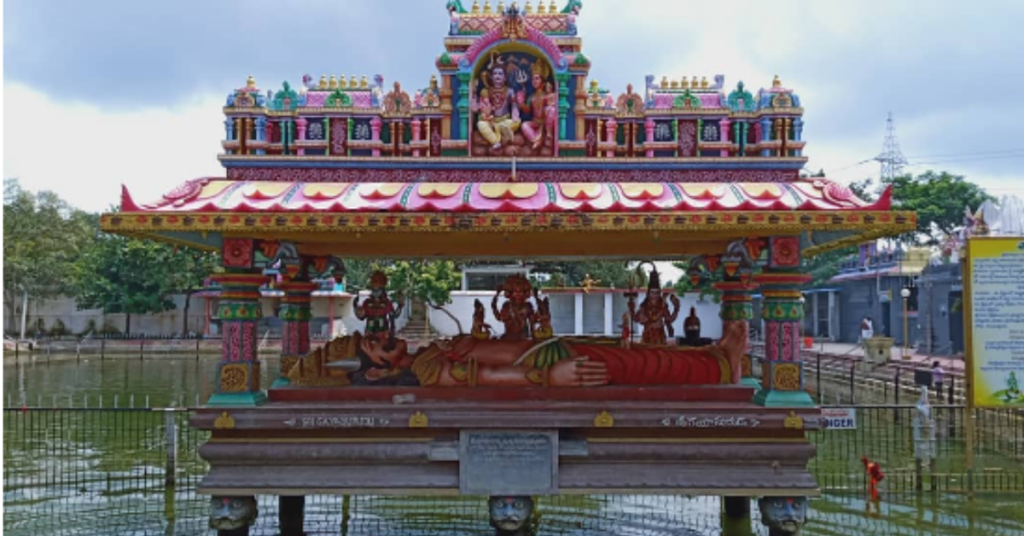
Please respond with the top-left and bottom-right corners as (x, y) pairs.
(8, 290), (725, 342)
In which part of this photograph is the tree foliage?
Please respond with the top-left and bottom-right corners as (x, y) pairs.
(852, 171), (994, 245)
(3, 178), (96, 324)
(384, 261), (461, 307)
(885, 171), (994, 244)
(71, 230), (217, 334)
(530, 261), (638, 289)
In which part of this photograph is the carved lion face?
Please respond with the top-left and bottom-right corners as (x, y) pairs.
(489, 496), (534, 533)
(209, 497), (257, 531)
(758, 496), (807, 533)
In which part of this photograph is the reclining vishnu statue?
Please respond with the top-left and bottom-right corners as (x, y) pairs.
(283, 269), (743, 388)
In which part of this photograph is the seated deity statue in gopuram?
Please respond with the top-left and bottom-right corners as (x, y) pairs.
(627, 263), (682, 346)
(518, 60), (558, 153)
(284, 273), (745, 389)
(471, 53), (557, 157)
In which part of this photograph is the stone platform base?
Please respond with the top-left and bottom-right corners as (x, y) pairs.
(191, 386), (822, 497)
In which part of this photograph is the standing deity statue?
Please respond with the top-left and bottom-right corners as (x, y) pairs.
(532, 289), (554, 340)
(519, 61), (558, 150)
(471, 298), (494, 340)
(473, 53), (522, 151)
(491, 274), (536, 341)
(353, 271), (405, 344)
(628, 264), (680, 346)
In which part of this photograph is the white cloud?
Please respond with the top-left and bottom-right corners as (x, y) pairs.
(3, 83), (225, 212)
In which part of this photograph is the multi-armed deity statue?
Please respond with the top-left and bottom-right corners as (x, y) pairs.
(353, 271), (404, 345)
(628, 264), (682, 346)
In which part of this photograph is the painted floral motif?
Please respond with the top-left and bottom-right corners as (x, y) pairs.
(770, 236), (801, 267)
(221, 238), (253, 269)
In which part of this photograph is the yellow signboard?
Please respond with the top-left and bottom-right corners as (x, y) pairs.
(965, 237), (1024, 408)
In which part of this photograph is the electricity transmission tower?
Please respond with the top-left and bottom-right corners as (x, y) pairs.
(874, 112), (909, 181)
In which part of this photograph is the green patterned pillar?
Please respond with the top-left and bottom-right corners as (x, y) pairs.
(752, 236), (814, 408)
(456, 72), (472, 140)
(556, 73), (570, 140)
(274, 280), (317, 388)
(714, 281), (758, 387)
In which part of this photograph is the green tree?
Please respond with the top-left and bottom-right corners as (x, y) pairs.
(884, 171), (994, 244)
(385, 261), (462, 331)
(72, 231), (214, 335)
(3, 179), (95, 337)
(530, 261), (638, 289)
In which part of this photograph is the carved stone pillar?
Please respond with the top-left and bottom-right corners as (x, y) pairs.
(644, 117), (655, 157)
(294, 117), (307, 156)
(605, 118), (617, 158)
(411, 117), (422, 157)
(370, 117), (382, 157)
(753, 236), (814, 407)
(760, 117), (772, 157)
(254, 117), (267, 156)
(714, 281), (759, 386)
(275, 280), (317, 387)
(720, 118), (731, 157)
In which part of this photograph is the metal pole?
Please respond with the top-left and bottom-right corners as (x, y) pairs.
(903, 295), (909, 358)
(894, 368), (901, 423)
(140, 339), (144, 360)
(816, 353), (822, 401)
(101, 339), (105, 360)
(849, 363), (856, 405)
(164, 410), (177, 488)
(962, 243), (976, 498)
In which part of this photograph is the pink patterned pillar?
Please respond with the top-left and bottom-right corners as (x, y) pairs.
(605, 118), (617, 158)
(720, 118), (731, 157)
(370, 117), (383, 157)
(752, 236), (814, 407)
(644, 118), (655, 157)
(210, 272), (267, 406)
(411, 118), (422, 157)
(294, 117), (307, 156)
(276, 280), (317, 386)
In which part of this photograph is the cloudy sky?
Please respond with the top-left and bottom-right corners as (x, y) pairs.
(4, 0), (1024, 213)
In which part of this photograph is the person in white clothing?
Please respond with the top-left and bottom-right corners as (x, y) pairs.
(860, 316), (874, 341)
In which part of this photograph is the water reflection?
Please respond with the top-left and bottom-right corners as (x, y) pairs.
(4, 356), (1024, 535)
(4, 491), (1024, 536)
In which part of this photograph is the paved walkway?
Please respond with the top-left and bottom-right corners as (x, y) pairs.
(754, 339), (966, 378)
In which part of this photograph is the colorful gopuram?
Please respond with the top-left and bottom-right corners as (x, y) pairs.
(101, 2), (916, 535)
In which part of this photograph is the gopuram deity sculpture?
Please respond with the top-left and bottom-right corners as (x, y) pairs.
(628, 264), (681, 345)
(473, 53), (522, 151)
(491, 274), (536, 340)
(353, 271), (404, 345)
(519, 60), (558, 151)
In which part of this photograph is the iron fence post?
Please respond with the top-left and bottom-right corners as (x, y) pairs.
(894, 368), (901, 423)
(849, 363), (856, 405)
(164, 410), (177, 488)
(816, 353), (822, 401)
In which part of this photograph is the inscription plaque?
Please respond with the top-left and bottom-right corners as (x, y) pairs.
(459, 430), (558, 495)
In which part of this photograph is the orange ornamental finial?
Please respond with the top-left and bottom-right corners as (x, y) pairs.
(773, 74), (782, 88)
(246, 75), (256, 89)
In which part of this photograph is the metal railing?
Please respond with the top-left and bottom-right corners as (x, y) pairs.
(4, 404), (1024, 535)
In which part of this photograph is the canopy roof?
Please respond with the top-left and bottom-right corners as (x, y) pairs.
(102, 174), (915, 260)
